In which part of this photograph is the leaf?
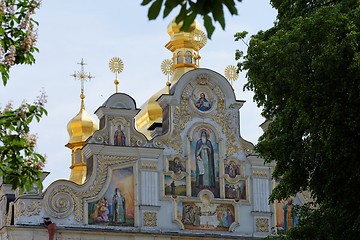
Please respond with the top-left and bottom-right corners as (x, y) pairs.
(203, 15), (215, 39)
(234, 31), (248, 41)
(141, 0), (153, 6)
(147, 0), (164, 20)
(163, 0), (181, 18)
(223, 0), (238, 15)
(181, 12), (197, 32)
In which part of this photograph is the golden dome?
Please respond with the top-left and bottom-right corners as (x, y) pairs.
(67, 98), (98, 144)
(167, 18), (202, 37)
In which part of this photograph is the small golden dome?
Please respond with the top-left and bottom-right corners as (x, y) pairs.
(167, 18), (202, 37)
(67, 100), (98, 144)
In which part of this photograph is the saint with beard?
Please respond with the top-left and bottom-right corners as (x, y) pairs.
(195, 131), (215, 188)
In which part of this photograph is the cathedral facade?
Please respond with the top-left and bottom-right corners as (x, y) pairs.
(0, 20), (284, 240)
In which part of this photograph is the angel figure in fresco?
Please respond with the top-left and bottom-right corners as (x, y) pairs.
(114, 125), (126, 146)
(112, 188), (126, 224)
(195, 131), (215, 188)
(195, 93), (211, 111)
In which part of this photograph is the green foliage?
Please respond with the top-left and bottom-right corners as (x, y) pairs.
(0, 92), (47, 190)
(141, 0), (242, 38)
(238, 0), (360, 238)
(0, 0), (41, 85)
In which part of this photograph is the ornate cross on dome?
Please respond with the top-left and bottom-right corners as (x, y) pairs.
(109, 57), (124, 93)
(70, 58), (94, 100)
(224, 65), (239, 89)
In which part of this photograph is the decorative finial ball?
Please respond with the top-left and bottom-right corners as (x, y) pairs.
(109, 57), (124, 74)
(161, 59), (174, 76)
(225, 65), (239, 81)
(80, 93), (85, 99)
(166, 81), (171, 87)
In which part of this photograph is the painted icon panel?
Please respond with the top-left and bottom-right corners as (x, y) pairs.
(177, 201), (235, 231)
(190, 127), (220, 198)
(224, 180), (246, 200)
(194, 92), (211, 111)
(88, 167), (134, 226)
(164, 176), (186, 196)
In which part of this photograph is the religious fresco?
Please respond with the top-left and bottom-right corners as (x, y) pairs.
(190, 127), (220, 198)
(224, 161), (241, 178)
(194, 92), (211, 111)
(114, 125), (126, 146)
(275, 197), (299, 233)
(224, 180), (246, 200)
(177, 201), (235, 230)
(164, 176), (186, 197)
(88, 167), (134, 226)
(168, 157), (185, 174)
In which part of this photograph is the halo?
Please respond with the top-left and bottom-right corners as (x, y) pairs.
(109, 57), (124, 74)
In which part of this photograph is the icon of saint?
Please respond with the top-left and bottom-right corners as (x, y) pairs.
(195, 131), (215, 188)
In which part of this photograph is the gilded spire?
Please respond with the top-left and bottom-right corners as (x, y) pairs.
(67, 59), (98, 184)
(165, 18), (207, 85)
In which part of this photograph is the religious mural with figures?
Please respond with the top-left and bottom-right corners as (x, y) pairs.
(190, 127), (220, 198)
(176, 200), (235, 230)
(88, 167), (134, 226)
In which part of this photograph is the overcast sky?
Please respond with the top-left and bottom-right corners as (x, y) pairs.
(0, 1), (277, 188)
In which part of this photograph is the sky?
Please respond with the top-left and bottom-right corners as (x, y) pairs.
(0, 1), (277, 188)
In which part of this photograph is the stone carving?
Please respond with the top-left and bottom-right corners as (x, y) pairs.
(196, 74), (209, 85)
(143, 211), (157, 227)
(256, 218), (269, 232)
(14, 200), (41, 218)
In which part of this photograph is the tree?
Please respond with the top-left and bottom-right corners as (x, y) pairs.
(0, 0), (46, 191)
(141, 0), (242, 38)
(237, 0), (360, 238)
(0, 93), (47, 190)
(0, 0), (41, 85)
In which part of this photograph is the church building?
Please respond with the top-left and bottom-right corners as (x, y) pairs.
(0, 19), (304, 239)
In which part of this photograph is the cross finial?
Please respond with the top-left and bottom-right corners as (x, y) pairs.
(224, 65), (239, 89)
(109, 57), (124, 93)
(161, 59), (174, 93)
(70, 58), (94, 100)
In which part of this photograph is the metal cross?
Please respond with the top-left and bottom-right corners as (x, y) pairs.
(70, 58), (94, 98)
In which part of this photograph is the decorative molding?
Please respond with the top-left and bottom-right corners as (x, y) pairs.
(252, 170), (268, 178)
(140, 161), (157, 170)
(45, 156), (136, 222)
(14, 200), (41, 218)
(143, 211), (157, 227)
(196, 74), (209, 85)
(256, 218), (269, 232)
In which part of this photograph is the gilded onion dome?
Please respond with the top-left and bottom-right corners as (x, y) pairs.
(66, 95), (98, 185)
(67, 96), (98, 144)
(136, 18), (207, 138)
